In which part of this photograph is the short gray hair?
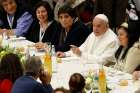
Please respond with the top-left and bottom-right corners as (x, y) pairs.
(94, 14), (109, 24)
(25, 56), (42, 76)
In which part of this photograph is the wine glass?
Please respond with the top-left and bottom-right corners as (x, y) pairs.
(44, 42), (52, 54)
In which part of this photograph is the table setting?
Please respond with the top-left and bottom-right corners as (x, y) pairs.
(1, 37), (140, 93)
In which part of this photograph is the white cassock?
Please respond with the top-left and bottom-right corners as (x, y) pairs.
(66, 28), (119, 65)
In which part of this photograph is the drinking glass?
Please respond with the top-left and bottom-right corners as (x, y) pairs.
(43, 42), (52, 75)
(44, 42), (52, 54)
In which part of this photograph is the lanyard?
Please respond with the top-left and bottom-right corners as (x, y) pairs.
(7, 14), (14, 29)
(39, 28), (46, 42)
(39, 21), (53, 42)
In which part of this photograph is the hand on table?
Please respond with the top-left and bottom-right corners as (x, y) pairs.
(39, 69), (51, 85)
(70, 45), (81, 56)
(0, 28), (5, 34)
(56, 51), (65, 58)
(35, 42), (45, 50)
(0, 29), (14, 37)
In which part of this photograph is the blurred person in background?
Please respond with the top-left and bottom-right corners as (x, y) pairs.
(0, 53), (23, 93)
(18, 0), (41, 13)
(74, 0), (94, 32)
(54, 0), (65, 21)
(69, 73), (85, 93)
(0, 0), (33, 37)
(53, 87), (69, 93)
(127, 0), (140, 38)
(127, 0), (140, 21)
(94, 0), (128, 29)
(12, 56), (53, 93)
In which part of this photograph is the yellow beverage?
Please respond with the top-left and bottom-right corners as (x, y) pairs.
(44, 53), (52, 75)
(99, 67), (106, 93)
(57, 57), (61, 63)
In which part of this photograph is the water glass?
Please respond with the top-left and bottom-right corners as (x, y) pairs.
(44, 42), (52, 54)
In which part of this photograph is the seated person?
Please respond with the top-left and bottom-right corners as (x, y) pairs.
(26, 1), (61, 49)
(114, 22), (140, 73)
(12, 56), (53, 93)
(55, 4), (91, 52)
(53, 87), (69, 93)
(75, 0), (94, 30)
(133, 71), (140, 93)
(133, 71), (140, 80)
(69, 73), (85, 93)
(0, 0), (33, 37)
(57, 14), (119, 65)
(0, 53), (23, 93)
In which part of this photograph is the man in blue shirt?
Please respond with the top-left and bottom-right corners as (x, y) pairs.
(12, 56), (53, 93)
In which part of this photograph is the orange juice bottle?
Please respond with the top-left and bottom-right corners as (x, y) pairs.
(99, 65), (106, 93)
(44, 52), (52, 75)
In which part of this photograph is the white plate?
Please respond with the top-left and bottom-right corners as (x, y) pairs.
(9, 37), (25, 41)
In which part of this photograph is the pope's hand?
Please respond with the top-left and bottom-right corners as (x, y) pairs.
(70, 45), (81, 56)
(56, 51), (65, 58)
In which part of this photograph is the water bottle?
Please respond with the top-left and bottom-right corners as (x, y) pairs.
(51, 45), (57, 73)
(93, 72), (99, 93)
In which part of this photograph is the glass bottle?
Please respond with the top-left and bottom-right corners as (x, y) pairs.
(92, 72), (99, 93)
(44, 43), (52, 75)
(99, 65), (106, 93)
(51, 45), (57, 73)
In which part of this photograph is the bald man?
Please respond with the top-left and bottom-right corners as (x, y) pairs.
(57, 14), (119, 65)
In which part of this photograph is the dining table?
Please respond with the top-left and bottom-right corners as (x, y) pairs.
(4, 37), (140, 93)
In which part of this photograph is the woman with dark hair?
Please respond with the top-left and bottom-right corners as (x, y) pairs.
(26, 1), (60, 49)
(114, 22), (140, 73)
(0, 53), (23, 93)
(69, 73), (85, 93)
(0, 0), (33, 36)
(56, 4), (90, 52)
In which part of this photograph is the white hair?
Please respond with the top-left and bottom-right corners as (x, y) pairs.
(94, 14), (109, 23)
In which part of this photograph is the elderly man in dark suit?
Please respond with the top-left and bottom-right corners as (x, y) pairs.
(12, 56), (53, 93)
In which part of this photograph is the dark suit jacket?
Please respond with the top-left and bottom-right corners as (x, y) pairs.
(26, 20), (61, 45)
(55, 21), (91, 52)
(12, 75), (53, 93)
(94, 0), (128, 28)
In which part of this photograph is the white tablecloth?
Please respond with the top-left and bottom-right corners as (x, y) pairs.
(51, 57), (140, 93)
(8, 38), (140, 93)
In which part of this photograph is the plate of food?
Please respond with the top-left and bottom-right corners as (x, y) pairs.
(15, 47), (25, 53)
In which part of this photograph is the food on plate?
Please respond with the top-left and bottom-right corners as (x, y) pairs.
(119, 80), (128, 86)
(15, 47), (25, 53)
(27, 44), (35, 48)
